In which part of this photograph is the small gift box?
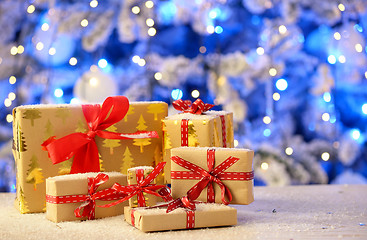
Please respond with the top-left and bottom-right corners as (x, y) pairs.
(124, 201), (237, 232)
(162, 99), (234, 184)
(12, 96), (167, 213)
(171, 147), (254, 205)
(46, 172), (128, 222)
(109, 162), (170, 208)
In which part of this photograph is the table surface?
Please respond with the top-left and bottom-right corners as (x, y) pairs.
(0, 184), (366, 240)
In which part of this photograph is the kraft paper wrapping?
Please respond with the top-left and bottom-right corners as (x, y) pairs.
(171, 147), (254, 205)
(12, 101), (167, 213)
(162, 113), (224, 184)
(46, 172), (128, 223)
(127, 166), (158, 207)
(124, 203), (237, 232)
(204, 111), (234, 148)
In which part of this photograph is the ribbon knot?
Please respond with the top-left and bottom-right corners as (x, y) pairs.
(171, 149), (247, 205)
(173, 99), (214, 115)
(99, 162), (171, 208)
(42, 96), (159, 174)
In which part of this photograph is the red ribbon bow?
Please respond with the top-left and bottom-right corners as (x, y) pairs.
(166, 196), (196, 213)
(173, 99), (214, 114)
(100, 162), (170, 208)
(46, 173), (127, 220)
(171, 149), (254, 205)
(42, 96), (158, 173)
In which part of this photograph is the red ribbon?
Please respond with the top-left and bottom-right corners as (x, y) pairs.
(171, 149), (254, 205)
(181, 119), (189, 146)
(41, 96), (159, 173)
(100, 162), (170, 208)
(45, 173), (127, 220)
(173, 99), (214, 115)
(130, 196), (197, 229)
(219, 115), (227, 147)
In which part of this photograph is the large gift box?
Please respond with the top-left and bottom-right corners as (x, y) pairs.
(162, 99), (234, 183)
(46, 172), (128, 222)
(12, 96), (168, 213)
(171, 147), (254, 205)
(124, 203), (237, 232)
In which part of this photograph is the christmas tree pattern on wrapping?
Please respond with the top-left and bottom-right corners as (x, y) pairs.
(120, 146), (134, 174)
(99, 153), (105, 171)
(147, 104), (165, 121)
(58, 159), (72, 175)
(55, 107), (71, 124)
(133, 115), (151, 153)
(16, 124), (27, 160)
(75, 118), (87, 133)
(18, 187), (29, 213)
(102, 125), (121, 154)
(26, 155), (44, 190)
(188, 121), (199, 147)
(23, 109), (41, 126)
(124, 105), (135, 122)
(44, 119), (54, 140)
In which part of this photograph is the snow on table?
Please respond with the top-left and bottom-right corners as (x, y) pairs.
(0, 184), (366, 240)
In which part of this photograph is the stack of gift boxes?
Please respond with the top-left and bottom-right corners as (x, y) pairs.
(11, 96), (254, 232)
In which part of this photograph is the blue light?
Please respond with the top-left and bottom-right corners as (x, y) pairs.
(330, 116), (336, 123)
(323, 92), (331, 102)
(362, 103), (367, 114)
(275, 78), (288, 91)
(351, 129), (361, 140)
(263, 129), (271, 137)
(54, 88), (63, 98)
(298, 34), (305, 43)
(251, 16), (260, 25)
(209, 10), (218, 19)
(215, 26), (223, 34)
(327, 55), (337, 64)
(70, 98), (81, 104)
(98, 59), (108, 69)
(354, 24), (363, 33)
(171, 89), (183, 100)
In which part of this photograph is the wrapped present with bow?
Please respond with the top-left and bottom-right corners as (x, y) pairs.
(170, 147), (254, 205)
(46, 172), (128, 222)
(124, 196), (237, 232)
(162, 99), (234, 184)
(12, 96), (167, 213)
(104, 162), (171, 208)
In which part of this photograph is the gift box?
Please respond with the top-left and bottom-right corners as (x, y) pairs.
(204, 110), (234, 148)
(171, 147), (254, 205)
(12, 96), (168, 213)
(124, 203), (237, 232)
(125, 163), (167, 208)
(46, 172), (128, 222)
(162, 99), (234, 184)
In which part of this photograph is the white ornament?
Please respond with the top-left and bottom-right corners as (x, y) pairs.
(74, 69), (118, 103)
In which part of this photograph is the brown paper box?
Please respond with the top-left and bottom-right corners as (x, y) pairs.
(204, 111), (234, 148)
(162, 112), (231, 184)
(171, 147), (254, 205)
(12, 101), (167, 213)
(127, 166), (157, 207)
(124, 203), (237, 232)
(46, 172), (128, 222)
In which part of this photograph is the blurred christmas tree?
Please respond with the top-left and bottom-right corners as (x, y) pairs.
(0, 0), (367, 191)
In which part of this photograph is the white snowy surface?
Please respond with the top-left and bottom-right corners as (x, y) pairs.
(1, 185), (366, 240)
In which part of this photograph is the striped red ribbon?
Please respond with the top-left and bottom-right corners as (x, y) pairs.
(173, 99), (214, 115)
(171, 149), (254, 205)
(99, 162), (170, 208)
(219, 115), (227, 147)
(181, 119), (189, 146)
(45, 173), (127, 220)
